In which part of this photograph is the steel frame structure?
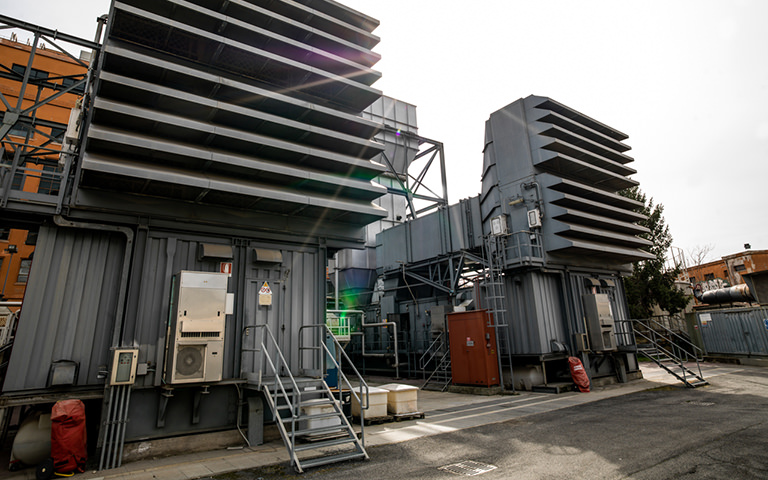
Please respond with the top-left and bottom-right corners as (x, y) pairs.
(377, 125), (449, 220)
(0, 14), (103, 215)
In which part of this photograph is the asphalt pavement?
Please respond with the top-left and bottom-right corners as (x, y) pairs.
(212, 363), (768, 480)
(4, 362), (766, 480)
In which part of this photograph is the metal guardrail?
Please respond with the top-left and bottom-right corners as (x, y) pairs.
(630, 318), (706, 386)
(298, 324), (369, 445)
(242, 324), (301, 467)
(500, 230), (544, 267)
(419, 331), (444, 373)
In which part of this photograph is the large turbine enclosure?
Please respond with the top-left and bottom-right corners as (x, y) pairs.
(481, 95), (654, 271)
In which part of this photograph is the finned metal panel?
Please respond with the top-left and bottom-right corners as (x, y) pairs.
(697, 307), (768, 356)
(73, 0), (387, 244)
(481, 95), (653, 269)
(3, 224), (126, 392)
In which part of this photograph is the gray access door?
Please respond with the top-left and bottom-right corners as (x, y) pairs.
(242, 277), (284, 377)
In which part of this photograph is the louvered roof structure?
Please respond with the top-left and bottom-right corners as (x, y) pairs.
(73, 0), (388, 246)
(481, 95), (654, 268)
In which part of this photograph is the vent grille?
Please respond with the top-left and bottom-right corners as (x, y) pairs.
(181, 331), (220, 338)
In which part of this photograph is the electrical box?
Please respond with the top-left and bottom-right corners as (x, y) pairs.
(490, 215), (508, 236)
(110, 348), (139, 385)
(527, 208), (542, 228)
(582, 294), (617, 351)
(447, 310), (500, 387)
(166, 271), (229, 384)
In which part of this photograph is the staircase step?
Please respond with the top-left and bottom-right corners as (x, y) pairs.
(293, 436), (358, 452)
(283, 411), (342, 423)
(687, 380), (709, 387)
(291, 424), (349, 438)
(298, 450), (367, 470)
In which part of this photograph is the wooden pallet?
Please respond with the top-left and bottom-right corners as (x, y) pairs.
(354, 412), (426, 425)
(392, 411), (425, 422)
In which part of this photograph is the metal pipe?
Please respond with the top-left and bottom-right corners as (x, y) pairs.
(334, 264), (339, 310)
(115, 385), (132, 467)
(98, 386), (115, 470)
(359, 319), (399, 378)
(699, 284), (754, 304)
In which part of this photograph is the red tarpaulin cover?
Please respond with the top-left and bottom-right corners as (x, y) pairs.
(51, 400), (87, 473)
(568, 357), (591, 393)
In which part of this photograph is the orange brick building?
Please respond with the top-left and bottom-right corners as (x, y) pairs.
(683, 249), (768, 291)
(0, 35), (88, 303)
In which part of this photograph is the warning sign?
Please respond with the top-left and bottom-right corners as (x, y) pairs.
(259, 281), (272, 306)
(220, 262), (232, 275)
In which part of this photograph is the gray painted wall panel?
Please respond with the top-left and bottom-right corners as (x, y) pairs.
(504, 271), (567, 355)
(3, 225), (126, 392)
(122, 232), (323, 388)
(697, 307), (768, 356)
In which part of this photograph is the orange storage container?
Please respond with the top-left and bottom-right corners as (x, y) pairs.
(447, 310), (500, 386)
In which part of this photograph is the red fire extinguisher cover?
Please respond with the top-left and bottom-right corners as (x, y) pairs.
(51, 399), (87, 473)
(568, 357), (591, 393)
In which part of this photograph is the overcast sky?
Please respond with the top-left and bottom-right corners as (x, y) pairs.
(3, 0), (767, 264)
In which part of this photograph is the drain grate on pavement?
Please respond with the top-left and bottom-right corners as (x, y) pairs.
(439, 460), (498, 476)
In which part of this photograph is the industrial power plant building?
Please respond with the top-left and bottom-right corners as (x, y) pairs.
(0, 0), (669, 473)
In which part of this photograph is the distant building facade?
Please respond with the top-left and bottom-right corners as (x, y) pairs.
(0, 36), (88, 302)
(681, 249), (768, 294)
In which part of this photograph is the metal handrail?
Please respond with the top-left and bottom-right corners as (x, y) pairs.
(419, 331), (445, 372)
(636, 317), (703, 361)
(298, 324), (369, 446)
(242, 324), (301, 463)
(631, 319), (705, 382)
(421, 349), (451, 390)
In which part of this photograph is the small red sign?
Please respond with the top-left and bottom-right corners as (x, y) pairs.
(220, 262), (232, 275)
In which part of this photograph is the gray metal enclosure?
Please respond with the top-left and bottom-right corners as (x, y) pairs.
(695, 307), (768, 357)
(2, 0), (390, 444)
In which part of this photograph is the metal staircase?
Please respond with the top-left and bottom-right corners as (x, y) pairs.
(244, 324), (369, 473)
(420, 334), (452, 391)
(632, 318), (708, 388)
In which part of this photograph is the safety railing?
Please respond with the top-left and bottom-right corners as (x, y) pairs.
(631, 318), (706, 386)
(298, 324), (369, 445)
(241, 324), (301, 465)
(419, 331), (445, 374)
(500, 230), (544, 267)
(0, 161), (69, 212)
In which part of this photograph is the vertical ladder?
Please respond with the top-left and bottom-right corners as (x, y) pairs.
(483, 234), (514, 391)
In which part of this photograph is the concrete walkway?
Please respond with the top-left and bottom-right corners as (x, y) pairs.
(3, 362), (742, 480)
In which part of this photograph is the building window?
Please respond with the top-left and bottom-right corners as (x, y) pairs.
(689, 276), (696, 283)
(37, 165), (61, 195)
(3, 112), (32, 139)
(49, 127), (66, 143)
(704, 273), (715, 281)
(11, 63), (50, 81)
(17, 258), (32, 283)
(61, 76), (85, 94)
(734, 264), (746, 272)
(0, 229), (8, 241)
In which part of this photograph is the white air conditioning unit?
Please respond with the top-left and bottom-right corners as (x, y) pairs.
(166, 271), (229, 384)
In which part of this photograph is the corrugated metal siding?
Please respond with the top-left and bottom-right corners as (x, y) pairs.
(3, 224), (126, 392)
(504, 271), (567, 355)
(697, 307), (768, 356)
(122, 232), (323, 388)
